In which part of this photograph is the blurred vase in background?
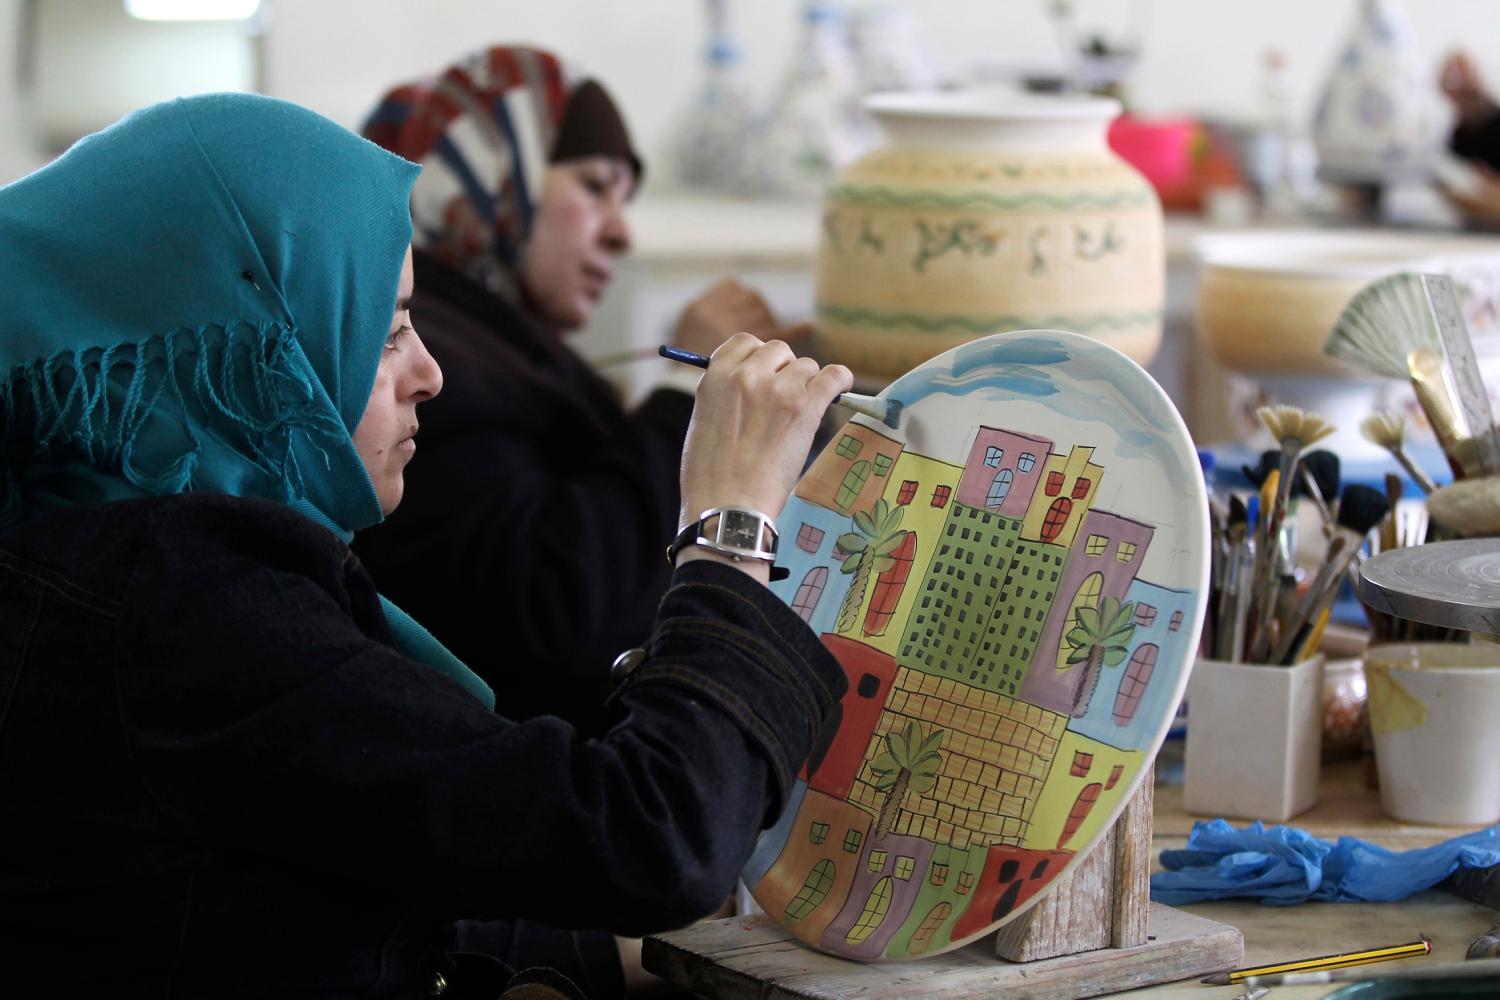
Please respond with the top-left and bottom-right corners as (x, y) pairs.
(814, 91), (1164, 381)
(1311, 0), (1437, 185)
(670, 0), (763, 195)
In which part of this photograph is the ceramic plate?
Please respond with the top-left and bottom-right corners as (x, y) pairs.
(744, 329), (1208, 960)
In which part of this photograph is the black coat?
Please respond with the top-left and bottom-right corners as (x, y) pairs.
(353, 252), (692, 730)
(1452, 103), (1500, 173)
(0, 494), (844, 998)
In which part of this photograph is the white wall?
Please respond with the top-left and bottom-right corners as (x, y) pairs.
(7, 0), (1500, 187)
(258, 0), (1500, 186)
(0, 0), (45, 182)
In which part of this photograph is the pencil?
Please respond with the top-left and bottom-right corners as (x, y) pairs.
(657, 345), (903, 429)
(1200, 936), (1431, 985)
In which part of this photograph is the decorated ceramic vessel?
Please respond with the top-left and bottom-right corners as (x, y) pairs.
(813, 92), (1163, 382)
(745, 330), (1207, 960)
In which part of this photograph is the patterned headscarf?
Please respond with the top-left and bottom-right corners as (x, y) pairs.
(0, 93), (493, 708)
(363, 45), (642, 307)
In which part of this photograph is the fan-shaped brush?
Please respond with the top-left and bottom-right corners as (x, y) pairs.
(1324, 272), (1443, 379)
(1247, 405), (1334, 662)
(1360, 411), (1437, 494)
(1325, 272), (1478, 470)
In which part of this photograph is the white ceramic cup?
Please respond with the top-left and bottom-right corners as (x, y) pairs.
(1365, 642), (1500, 826)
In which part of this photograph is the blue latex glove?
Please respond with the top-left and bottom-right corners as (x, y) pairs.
(1152, 819), (1500, 905)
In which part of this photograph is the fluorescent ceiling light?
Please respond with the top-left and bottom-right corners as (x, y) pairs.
(125, 0), (262, 20)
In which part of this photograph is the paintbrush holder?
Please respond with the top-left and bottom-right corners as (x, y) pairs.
(1426, 476), (1500, 537)
(1184, 654), (1324, 822)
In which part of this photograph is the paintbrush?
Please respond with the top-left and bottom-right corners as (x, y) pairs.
(1298, 450), (1340, 536)
(1360, 412), (1438, 494)
(1216, 495), (1250, 660)
(658, 346), (903, 429)
(1247, 406), (1335, 662)
(1272, 485), (1391, 665)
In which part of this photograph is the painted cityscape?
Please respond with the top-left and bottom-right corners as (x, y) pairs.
(745, 332), (1206, 961)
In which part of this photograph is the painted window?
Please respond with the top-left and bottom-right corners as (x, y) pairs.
(1017, 452), (1037, 473)
(1071, 750), (1093, 777)
(897, 479), (918, 505)
(1084, 533), (1108, 557)
(957, 871), (975, 895)
(1071, 476), (1092, 499)
(1106, 764), (1125, 790)
(796, 523), (825, 553)
(1116, 540), (1138, 563)
(864, 533), (917, 636)
(843, 828), (863, 853)
(868, 849), (889, 873)
(809, 821), (830, 845)
(909, 902), (952, 955)
(1113, 642), (1158, 724)
(1135, 603), (1157, 627)
(784, 859), (836, 921)
(1040, 497), (1072, 543)
(931, 485), (952, 508)
(986, 469), (1013, 508)
(1059, 783), (1103, 849)
(836, 434), (862, 459)
(1056, 571), (1104, 669)
(835, 460), (870, 510)
(929, 863), (949, 886)
(790, 567), (828, 622)
(894, 856), (916, 880)
(1045, 470), (1065, 496)
(873, 453), (893, 477)
(1169, 610), (1184, 632)
(845, 877), (893, 944)
(984, 445), (1004, 467)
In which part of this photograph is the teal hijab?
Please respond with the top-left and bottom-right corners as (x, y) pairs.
(0, 93), (494, 709)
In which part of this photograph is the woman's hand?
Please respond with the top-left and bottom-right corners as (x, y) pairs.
(1440, 51), (1493, 128)
(672, 278), (786, 357)
(675, 334), (852, 581)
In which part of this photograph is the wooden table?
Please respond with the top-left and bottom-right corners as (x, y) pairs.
(645, 759), (1496, 998)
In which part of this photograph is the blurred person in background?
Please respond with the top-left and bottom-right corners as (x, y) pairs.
(355, 46), (807, 728)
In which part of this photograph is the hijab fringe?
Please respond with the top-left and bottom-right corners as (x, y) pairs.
(0, 322), (343, 526)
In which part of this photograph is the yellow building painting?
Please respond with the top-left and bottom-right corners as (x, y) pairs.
(1021, 445), (1102, 549)
(1025, 730), (1140, 852)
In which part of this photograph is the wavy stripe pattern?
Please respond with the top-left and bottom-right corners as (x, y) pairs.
(816, 303), (1161, 333)
(827, 184), (1154, 212)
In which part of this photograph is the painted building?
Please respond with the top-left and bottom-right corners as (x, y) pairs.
(796, 423), (904, 516)
(755, 788), (876, 949)
(881, 844), (989, 958)
(840, 451), (962, 658)
(820, 831), (935, 960)
(1072, 580), (1197, 749)
(803, 635), (898, 800)
(775, 495), (857, 638)
(1020, 508), (1155, 715)
(847, 668), (1068, 851)
(979, 536), (1069, 697)
(955, 427), (1052, 520)
(949, 844), (1075, 941)
(1021, 445), (1103, 549)
(1027, 730), (1141, 852)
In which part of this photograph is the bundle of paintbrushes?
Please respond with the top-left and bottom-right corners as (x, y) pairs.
(1203, 406), (1392, 666)
(1325, 271), (1500, 482)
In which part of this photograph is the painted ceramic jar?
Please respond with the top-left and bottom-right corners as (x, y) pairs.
(813, 92), (1163, 382)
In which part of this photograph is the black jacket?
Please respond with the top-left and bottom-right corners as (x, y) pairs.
(0, 494), (844, 997)
(1452, 103), (1500, 173)
(354, 252), (693, 730)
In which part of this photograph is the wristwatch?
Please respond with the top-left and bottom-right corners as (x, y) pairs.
(667, 507), (788, 581)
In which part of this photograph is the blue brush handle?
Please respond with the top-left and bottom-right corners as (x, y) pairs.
(658, 345), (850, 403)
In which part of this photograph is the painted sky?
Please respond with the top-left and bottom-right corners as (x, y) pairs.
(855, 330), (1207, 588)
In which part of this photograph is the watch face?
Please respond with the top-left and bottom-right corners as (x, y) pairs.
(719, 512), (762, 551)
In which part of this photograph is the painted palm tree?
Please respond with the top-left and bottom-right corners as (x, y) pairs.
(870, 720), (944, 839)
(1063, 596), (1138, 718)
(833, 498), (909, 635)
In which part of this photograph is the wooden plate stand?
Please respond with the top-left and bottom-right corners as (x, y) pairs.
(644, 769), (1245, 1000)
